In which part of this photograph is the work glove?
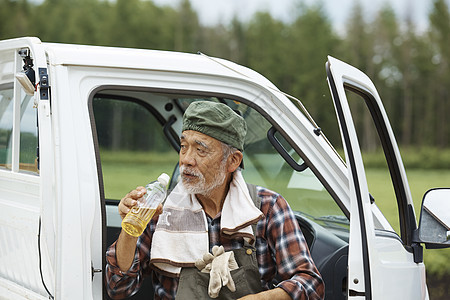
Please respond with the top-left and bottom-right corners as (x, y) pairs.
(195, 251), (214, 273)
(195, 245), (239, 298)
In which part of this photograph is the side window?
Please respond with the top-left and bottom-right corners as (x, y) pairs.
(19, 92), (38, 173)
(0, 48), (38, 174)
(92, 95), (179, 201)
(0, 84), (13, 170)
(0, 49), (15, 170)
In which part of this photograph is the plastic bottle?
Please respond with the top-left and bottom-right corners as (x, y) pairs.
(121, 173), (170, 237)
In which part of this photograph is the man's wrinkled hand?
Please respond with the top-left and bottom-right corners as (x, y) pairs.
(118, 186), (162, 220)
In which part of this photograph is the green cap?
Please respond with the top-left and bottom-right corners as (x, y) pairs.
(182, 101), (247, 151)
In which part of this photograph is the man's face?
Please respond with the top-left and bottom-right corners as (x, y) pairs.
(179, 130), (228, 196)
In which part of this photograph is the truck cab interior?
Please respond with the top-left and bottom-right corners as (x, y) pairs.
(90, 88), (349, 300)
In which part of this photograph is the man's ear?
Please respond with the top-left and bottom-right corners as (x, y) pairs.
(227, 151), (243, 173)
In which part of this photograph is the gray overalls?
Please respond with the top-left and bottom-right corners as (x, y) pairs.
(175, 184), (263, 300)
(175, 242), (263, 299)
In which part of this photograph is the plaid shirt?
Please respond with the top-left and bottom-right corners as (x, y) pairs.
(106, 186), (324, 300)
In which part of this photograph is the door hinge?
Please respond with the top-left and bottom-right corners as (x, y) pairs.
(38, 68), (50, 100)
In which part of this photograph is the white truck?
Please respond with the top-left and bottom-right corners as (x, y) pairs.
(0, 37), (449, 300)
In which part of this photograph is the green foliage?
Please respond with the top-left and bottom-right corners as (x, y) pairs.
(1, 0), (450, 150)
(0, 0), (32, 39)
(245, 12), (288, 86)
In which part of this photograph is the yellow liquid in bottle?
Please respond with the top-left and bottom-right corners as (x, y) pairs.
(121, 207), (157, 237)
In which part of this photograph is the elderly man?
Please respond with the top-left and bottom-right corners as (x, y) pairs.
(106, 101), (324, 300)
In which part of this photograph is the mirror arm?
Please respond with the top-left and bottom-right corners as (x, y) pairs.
(411, 229), (423, 263)
(411, 243), (423, 264)
(412, 228), (421, 244)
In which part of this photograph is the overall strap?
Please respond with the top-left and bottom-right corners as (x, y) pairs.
(246, 183), (261, 242)
(246, 183), (261, 209)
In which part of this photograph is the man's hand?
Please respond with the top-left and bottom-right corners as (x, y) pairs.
(118, 186), (146, 219)
(118, 186), (163, 220)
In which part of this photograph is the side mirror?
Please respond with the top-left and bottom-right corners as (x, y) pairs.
(416, 188), (450, 248)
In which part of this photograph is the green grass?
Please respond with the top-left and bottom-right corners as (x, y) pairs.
(366, 168), (450, 233)
(100, 150), (179, 200)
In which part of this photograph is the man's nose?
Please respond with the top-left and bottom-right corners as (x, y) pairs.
(180, 149), (196, 167)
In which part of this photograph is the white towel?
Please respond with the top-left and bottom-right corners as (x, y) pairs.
(150, 170), (263, 277)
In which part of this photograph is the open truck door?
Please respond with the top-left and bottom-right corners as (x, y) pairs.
(326, 56), (427, 299)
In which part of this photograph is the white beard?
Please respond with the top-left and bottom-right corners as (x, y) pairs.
(180, 162), (227, 197)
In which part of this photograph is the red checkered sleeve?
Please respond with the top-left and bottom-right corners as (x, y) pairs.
(257, 187), (325, 300)
(105, 221), (154, 299)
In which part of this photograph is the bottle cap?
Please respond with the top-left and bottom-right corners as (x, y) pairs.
(157, 173), (170, 187)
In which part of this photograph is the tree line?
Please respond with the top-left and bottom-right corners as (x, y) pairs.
(1, 0), (449, 151)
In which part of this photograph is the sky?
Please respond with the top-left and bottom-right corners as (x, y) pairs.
(152, 0), (443, 33)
